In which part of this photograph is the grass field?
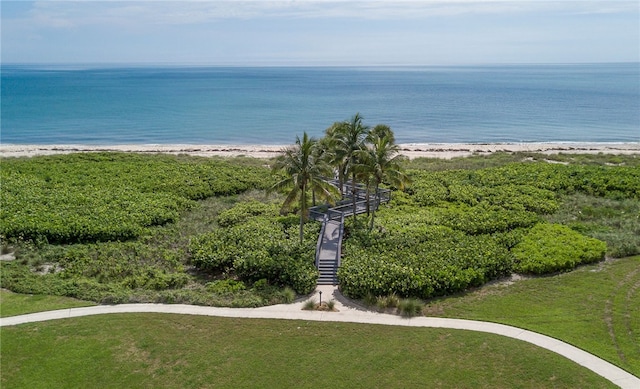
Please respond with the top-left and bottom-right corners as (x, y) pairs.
(0, 289), (95, 318)
(2, 257), (638, 387)
(1, 314), (616, 389)
(425, 255), (640, 376)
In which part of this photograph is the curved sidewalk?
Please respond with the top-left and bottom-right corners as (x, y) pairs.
(2, 288), (639, 389)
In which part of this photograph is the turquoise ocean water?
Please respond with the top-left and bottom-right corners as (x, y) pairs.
(1, 63), (638, 145)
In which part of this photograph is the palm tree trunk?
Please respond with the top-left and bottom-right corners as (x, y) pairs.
(300, 183), (306, 244)
(351, 172), (357, 224)
(370, 182), (379, 230)
(365, 183), (371, 216)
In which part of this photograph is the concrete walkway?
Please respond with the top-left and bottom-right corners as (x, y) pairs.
(2, 286), (638, 389)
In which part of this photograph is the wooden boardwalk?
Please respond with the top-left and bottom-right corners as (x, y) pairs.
(310, 180), (391, 285)
(309, 179), (391, 221)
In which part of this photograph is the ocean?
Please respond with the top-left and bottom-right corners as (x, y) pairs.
(1, 63), (638, 145)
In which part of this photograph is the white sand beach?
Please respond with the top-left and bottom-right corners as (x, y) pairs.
(1, 142), (639, 159)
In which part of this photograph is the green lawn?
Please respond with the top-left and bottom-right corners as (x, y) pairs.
(425, 256), (640, 376)
(1, 314), (616, 389)
(1, 257), (637, 386)
(0, 289), (95, 318)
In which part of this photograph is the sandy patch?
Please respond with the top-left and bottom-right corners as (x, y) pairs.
(0, 253), (16, 261)
(1, 142), (638, 159)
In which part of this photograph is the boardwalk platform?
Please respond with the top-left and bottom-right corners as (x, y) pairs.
(310, 180), (391, 285)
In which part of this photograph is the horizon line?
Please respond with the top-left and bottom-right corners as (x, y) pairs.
(2, 61), (639, 69)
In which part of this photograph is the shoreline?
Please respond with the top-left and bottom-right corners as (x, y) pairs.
(1, 142), (639, 159)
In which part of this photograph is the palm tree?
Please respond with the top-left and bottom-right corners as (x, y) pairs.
(322, 122), (347, 197)
(271, 132), (338, 243)
(311, 132), (335, 206)
(369, 124), (395, 144)
(358, 131), (411, 229)
(354, 150), (375, 217)
(333, 113), (369, 224)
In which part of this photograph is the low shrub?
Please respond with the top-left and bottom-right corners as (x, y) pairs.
(376, 294), (400, 310)
(545, 193), (640, 258)
(280, 287), (297, 304)
(362, 293), (377, 306)
(3, 153), (636, 308)
(251, 278), (270, 292)
(339, 226), (513, 299)
(513, 223), (606, 274)
(230, 295), (265, 308)
(250, 281), (297, 304)
(216, 201), (278, 227)
(0, 153), (270, 244)
(206, 279), (246, 294)
(433, 204), (539, 235)
(190, 211), (318, 294)
(397, 298), (424, 317)
(339, 160), (636, 300)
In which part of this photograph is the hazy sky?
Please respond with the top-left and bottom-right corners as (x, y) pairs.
(2, 0), (639, 65)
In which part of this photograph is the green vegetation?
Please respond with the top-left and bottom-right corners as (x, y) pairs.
(339, 159), (640, 299)
(1, 152), (268, 244)
(0, 289), (94, 317)
(1, 142), (638, 308)
(189, 205), (319, 294)
(320, 114), (410, 228)
(0, 153), (308, 306)
(397, 298), (425, 317)
(355, 127), (411, 229)
(302, 299), (317, 310)
(404, 150), (640, 171)
(340, 224), (513, 299)
(425, 256), (640, 376)
(513, 223), (606, 274)
(270, 132), (338, 242)
(545, 192), (640, 258)
(1, 314), (616, 388)
(1, 256), (636, 380)
(328, 113), (372, 225)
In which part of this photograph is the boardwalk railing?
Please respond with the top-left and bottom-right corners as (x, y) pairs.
(314, 214), (328, 269)
(309, 185), (391, 222)
(310, 203), (349, 222)
(309, 179), (391, 222)
(336, 213), (345, 267)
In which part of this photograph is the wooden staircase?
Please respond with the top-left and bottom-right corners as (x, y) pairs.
(317, 257), (339, 285)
